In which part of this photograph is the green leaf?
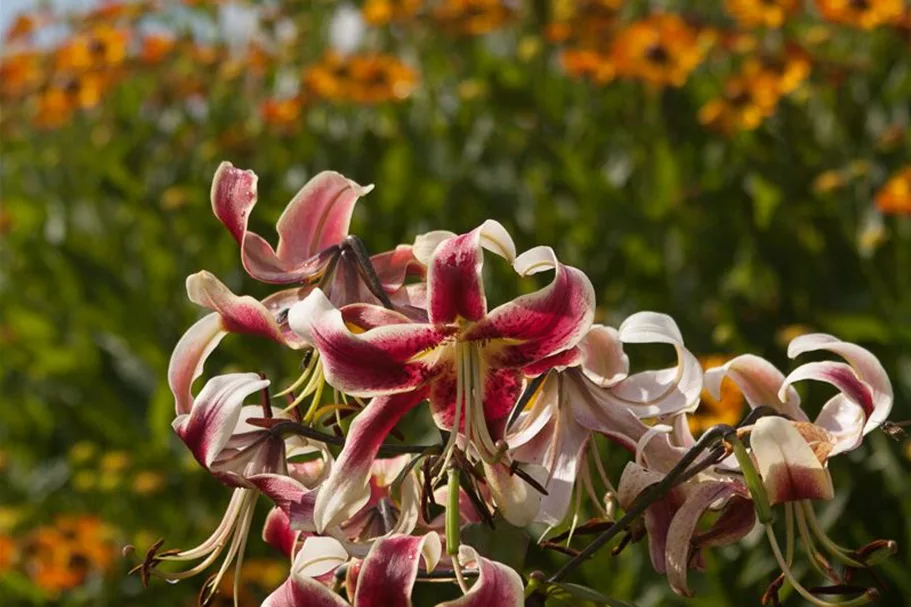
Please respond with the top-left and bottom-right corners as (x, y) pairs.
(746, 173), (782, 230)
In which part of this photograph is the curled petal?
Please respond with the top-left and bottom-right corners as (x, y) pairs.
(370, 245), (426, 293)
(262, 576), (348, 607)
(168, 313), (226, 415)
(313, 390), (428, 533)
(437, 546), (524, 607)
(606, 312), (703, 417)
(288, 289), (449, 396)
(187, 270), (305, 347)
(577, 324), (629, 388)
(172, 373), (268, 469)
(781, 361), (875, 429)
(212, 162), (371, 283)
(413, 230), (456, 266)
(751, 417), (834, 505)
(814, 395), (865, 456)
(464, 247), (595, 369)
(788, 334), (892, 433)
(566, 372), (649, 453)
(353, 533), (442, 607)
(294, 536), (349, 579)
(262, 507), (299, 560)
(703, 355), (806, 421)
(666, 482), (752, 596)
(428, 220), (516, 325)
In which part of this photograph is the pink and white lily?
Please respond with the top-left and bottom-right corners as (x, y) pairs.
(288, 223), (595, 529)
(508, 311), (703, 528)
(704, 333), (893, 456)
(263, 532), (524, 607)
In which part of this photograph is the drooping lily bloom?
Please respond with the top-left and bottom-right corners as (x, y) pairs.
(288, 224), (595, 529)
(263, 532), (524, 607)
(508, 311), (703, 527)
(615, 428), (756, 596)
(704, 333), (893, 455)
(745, 415), (886, 607)
(141, 373), (330, 603)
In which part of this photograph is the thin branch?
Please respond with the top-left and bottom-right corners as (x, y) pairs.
(546, 424), (737, 583)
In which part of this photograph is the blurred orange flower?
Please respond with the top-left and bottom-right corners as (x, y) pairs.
(140, 34), (176, 64)
(0, 535), (17, 572)
(261, 96), (305, 128)
(699, 75), (779, 134)
(742, 48), (812, 96)
(305, 52), (418, 104)
(815, 0), (905, 29)
(560, 48), (615, 84)
(0, 52), (43, 99)
(689, 356), (746, 435)
(724, 0), (800, 29)
(33, 87), (75, 129)
(545, 0), (622, 44)
(610, 14), (707, 87)
(875, 166), (911, 215)
(432, 0), (514, 36)
(23, 515), (116, 595)
(362, 0), (423, 25)
(5, 13), (38, 43)
(56, 26), (130, 73)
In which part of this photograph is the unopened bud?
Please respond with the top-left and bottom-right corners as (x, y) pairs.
(854, 539), (897, 567)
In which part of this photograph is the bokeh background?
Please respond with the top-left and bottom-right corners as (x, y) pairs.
(1, 1), (910, 605)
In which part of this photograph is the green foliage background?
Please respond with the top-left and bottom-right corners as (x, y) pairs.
(1, 1), (910, 605)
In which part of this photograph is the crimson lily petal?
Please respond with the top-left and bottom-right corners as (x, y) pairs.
(353, 533), (441, 607)
(250, 473), (320, 532)
(172, 373), (269, 469)
(428, 220), (516, 325)
(187, 270), (305, 347)
(288, 289), (449, 397)
(780, 361), (875, 424)
(262, 506), (299, 559)
(262, 575), (348, 607)
(437, 546), (524, 607)
(211, 162), (371, 283)
(464, 246), (595, 369)
(313, 389), (428, 533)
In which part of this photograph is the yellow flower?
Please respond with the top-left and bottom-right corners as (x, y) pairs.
(813, 170), (845, 193)
(55, 26), (130, 73)
(815, 0), (905, 29)
(432, 0), (514, 36)
(610, 14), (707, 87)
(875, 166), (911, 215)
(362, 0), (423, 25)
(724, 0), (800, 28)
(689, 356), (746, 435)
(68, 441), (97, 464)
(698, 74), (779, 133)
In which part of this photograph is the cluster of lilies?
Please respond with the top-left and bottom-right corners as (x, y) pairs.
(133, 162), (898, 606)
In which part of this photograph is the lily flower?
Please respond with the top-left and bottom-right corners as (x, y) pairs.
(288, 223), (595, 529)
(507, 311), (703, 528)
(263, 532), (524, 607)
(704, 333), (893, 456)
(137, 373), (329, 604)
(614, 428), (757, 596)
(747, 416), (886, 607)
